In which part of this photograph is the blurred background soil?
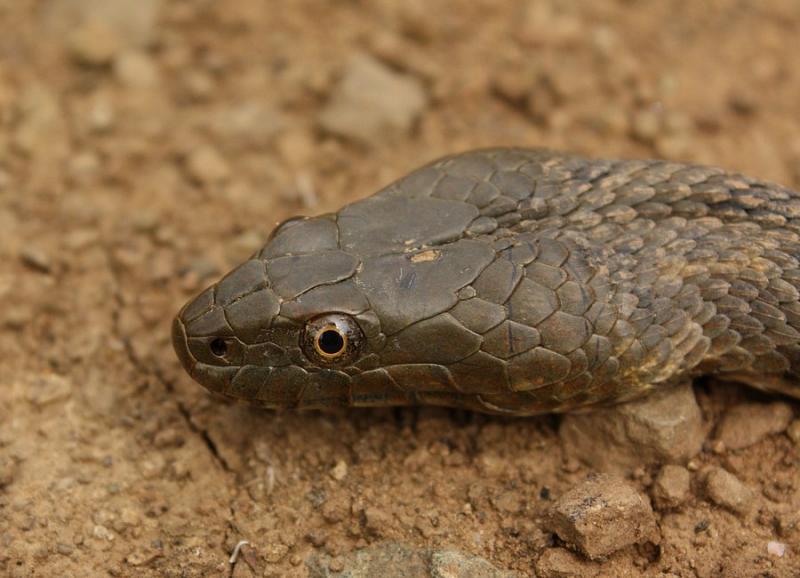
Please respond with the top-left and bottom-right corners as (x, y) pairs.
(2, 1), (800, 576)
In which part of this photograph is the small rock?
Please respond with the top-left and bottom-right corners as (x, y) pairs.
(307, 543), (428, 578)
(13, 85), (68, 162)
(777, 510), (800, 538)
(47, 0), (161, 50)
(651, 465), (691, 510)
(318, 53), (428, 146)
(492, 491), (522, 513)
(68, 151), (102, 184)
(787, 419), (800, 444)
(125, 546), (162, 566)
(767, 541), (786, 558)
(182, 70), (216, 101)
(329, 460), (348, 481)
(114, 51), (160, 89)
(88, 96), (116, 132)
(20, 246), (53, 273)
(0, 457), (17, 488)
(363, 506), (393, 537)
(429, 549), (517, 578)
(630, 108), (662, 143)
(705, 467), (754, 514)
(559, 383), (704, 471)
(264, 542), (290, 563)
(24, 373), (72, 406)
(546, 473), (657, 560)
(212, 102), (284, 147)
(153, 428), (184, 449)
(714, 401), (794, 451)
(68, 18), (121, 65)
(185, 146), (230, 184)
(535, 548), (600, 578)
(306, 542), (516, 578)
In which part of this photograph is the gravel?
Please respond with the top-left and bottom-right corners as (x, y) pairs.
(317, 53), (428, 145)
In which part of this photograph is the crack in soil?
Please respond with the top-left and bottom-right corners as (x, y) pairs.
(105, 247), (242, 565)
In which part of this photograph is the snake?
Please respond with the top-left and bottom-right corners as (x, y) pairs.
(171, 148), (800, 415)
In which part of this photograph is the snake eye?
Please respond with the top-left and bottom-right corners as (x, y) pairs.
(210, 338), (228, 357)
(302, 314), (364, 365)
(316, 327), (345, 356)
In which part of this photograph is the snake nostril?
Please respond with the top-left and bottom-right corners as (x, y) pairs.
(210, 338), (228, 357)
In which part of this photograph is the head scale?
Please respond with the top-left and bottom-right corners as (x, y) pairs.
(173, 157), (518, 411)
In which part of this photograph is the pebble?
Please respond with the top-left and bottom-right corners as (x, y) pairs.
(13, 85), (67, 160)
(429, 549), (517, 578)
(492, 491), (522, 514)
(182, 70), (217, 101)
(49, 0), (161, 51)
(767, 541), (786, 558)
(317, 53), (428, 146)
(651, 465), (691, 510)
(88, 96), (116, 133)
(185, 146), (230, 184)
(212, 102), (284, 147)
(787, 419), (800, 444)
(23, 373), (72, 406)
(68, 18), (121, 65)
(19, 246), (53, 273)
(67, 151), (102, 184)
(114, 51), (160, 89)
(704, 467), (754, 514)
(714, 401), (794, 451)
(546, 473), (657, 560)
(306, 542), (517, 578)
(329, 460), (348, 481)
(631, 108), (662, 144)
(0, 457), (17, 488)
(559, 383), (704, 471)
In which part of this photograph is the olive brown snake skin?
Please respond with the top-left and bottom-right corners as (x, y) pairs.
(172, 148), (800, 415)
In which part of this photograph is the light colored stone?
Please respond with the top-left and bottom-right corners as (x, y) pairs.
(318, 53), (428, 145)
(430, 549), (517, 578)
(651, 465), (691, 510)
(114, 51), (160, 89)
(68, 18), (121, 65)
(546, 473), (657, 560)
(329, 460), (348, 481)
(705, 467), (754, 514)
(47, 0), (162, 50)
(714, 401), (794, 451)
(306, 542), (517, 578)
(559, 383), (704, 472)
(186, 146), (230, 184)
(787, 419), (800, 444)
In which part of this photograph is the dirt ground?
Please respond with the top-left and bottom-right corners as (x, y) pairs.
(2, 1), (800, 576)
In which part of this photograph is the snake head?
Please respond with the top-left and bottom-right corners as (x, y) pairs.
(172, 216), (387, 409)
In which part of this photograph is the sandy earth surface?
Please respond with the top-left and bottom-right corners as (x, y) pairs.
(2, 1), (800, 576)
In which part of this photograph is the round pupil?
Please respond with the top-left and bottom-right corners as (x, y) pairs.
(318, 329), (344, 355)
(210, 338), (227, 357)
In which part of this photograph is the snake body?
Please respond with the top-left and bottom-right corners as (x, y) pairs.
(172, 149), (800, 414)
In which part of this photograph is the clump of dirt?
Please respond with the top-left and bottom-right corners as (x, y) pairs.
(1, 1), (800, 577)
